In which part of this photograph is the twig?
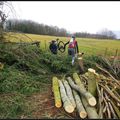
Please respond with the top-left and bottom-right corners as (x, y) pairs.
(110, 100), (120, 118)
(100, 87), (104, 103)
(108, 102), (118, 119)
(103, 97), (111, 118)
(99, 83), (120, 104)
(96, 82), (103, 118)
(96, 64), (120, 86)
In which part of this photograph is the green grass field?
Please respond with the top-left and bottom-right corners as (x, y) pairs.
(5, 32), (120, 56)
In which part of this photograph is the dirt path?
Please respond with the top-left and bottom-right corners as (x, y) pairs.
(24, 86), (78, 119)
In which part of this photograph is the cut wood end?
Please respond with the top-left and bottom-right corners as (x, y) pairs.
(88, 97), (96, 106)
(55, 103), (62, 108)
(80, 111), (87, 118)
(65, 105), (74, 113)
(88, 68), (96, 73)
(78, 57), (82, 60)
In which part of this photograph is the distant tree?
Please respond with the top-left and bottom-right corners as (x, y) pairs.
(97, 28), (116, 39)
(6, 19), (70, 37)
(0, 1), (15, 41)
(0, 2), (8, 40)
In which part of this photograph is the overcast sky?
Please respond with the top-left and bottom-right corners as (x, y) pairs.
(8, 1), (120, 34)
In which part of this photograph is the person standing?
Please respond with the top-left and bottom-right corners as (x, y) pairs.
(68, 36), (79, 65)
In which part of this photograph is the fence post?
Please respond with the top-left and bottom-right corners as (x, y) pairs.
(45, 40), (46, 50)
(115, 49), (118, 57)
(104, 48), (108, 57)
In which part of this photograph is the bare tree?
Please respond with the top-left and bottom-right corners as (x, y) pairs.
(0, 1), (15, 41)
(0, 1), (7, 40)
(97, 28), (116, 39)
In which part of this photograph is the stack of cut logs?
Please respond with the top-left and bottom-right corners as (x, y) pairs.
(52, 68), (120, 119)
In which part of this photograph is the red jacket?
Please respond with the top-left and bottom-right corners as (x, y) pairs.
(68, 40), (77, 48)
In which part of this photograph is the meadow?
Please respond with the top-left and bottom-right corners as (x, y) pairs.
(5, 32), (120, 57)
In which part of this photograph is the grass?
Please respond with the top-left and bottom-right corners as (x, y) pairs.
(4, 32), (120, 56)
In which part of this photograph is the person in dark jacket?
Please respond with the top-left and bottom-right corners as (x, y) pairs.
(49, 40), (58, 54)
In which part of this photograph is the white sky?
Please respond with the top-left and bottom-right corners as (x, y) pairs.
(7, 1), (120, 34)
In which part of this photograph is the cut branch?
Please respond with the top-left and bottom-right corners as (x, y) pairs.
(73, 89), (87, 118)
(63, 80), (76, 108)
(52, 77), (62, 108)
(67, 76), (96, 106)
(58, 80), (74, 113)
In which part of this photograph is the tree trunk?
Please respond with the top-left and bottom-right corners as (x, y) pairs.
(52, 77), (62, 108)
(58, 80), (74, 113)
(73, 89), (87, 118)
(81, 96), (100, 119)
(63, 80), (76, 108)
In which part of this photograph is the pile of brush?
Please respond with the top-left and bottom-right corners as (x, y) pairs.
(52, 68), (120, 119)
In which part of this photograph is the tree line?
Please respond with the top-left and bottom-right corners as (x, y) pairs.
(5, 19), (117, 39)
(5, 19), (69, 37)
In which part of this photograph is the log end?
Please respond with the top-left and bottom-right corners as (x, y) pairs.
(80, 111), (87, 119)
(55, 102), (62, 108)
(65, 105), (74, 113)
(88, 68), (96, 73)
(88, 97), (96, 106)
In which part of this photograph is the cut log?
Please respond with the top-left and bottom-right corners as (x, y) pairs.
(67, 77), (96, 106)
(81, 96), (100, 119)
(58, 80), (74, 113)
(52, 77), (62, 108)
(87, 68), (98, 97)
(72, 73), (97, 106)
(63, 80), (76, 108)
(73, 89), (87, 118)
(77, 53), (84, 73)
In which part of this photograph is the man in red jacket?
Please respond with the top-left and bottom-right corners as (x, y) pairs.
(68, 35), (79, 66)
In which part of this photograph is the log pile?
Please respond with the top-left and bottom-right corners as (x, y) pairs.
(52, 68), (120, 119)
